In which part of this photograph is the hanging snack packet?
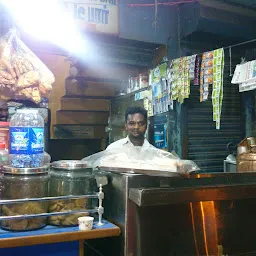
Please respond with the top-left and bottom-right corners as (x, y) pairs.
(0, 29), (55, 103)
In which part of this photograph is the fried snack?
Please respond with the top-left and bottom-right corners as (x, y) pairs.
(0, 86), (14, 100)
(31, 87), (41, 103)
(1, 202), (46, 231)
(0, 77), (15, 85)
(21, 58), (34, 72)
(0, 29), (55, 103)
(13, 58), (22, 77)
(0, 94), (10, 100)
(4, 219), (29, 231)
(17, 70), (40, 88)
(13, 56), (35, 76)
(0, 58), (16, 79)
(39, 81), (52, 95)
(19, 87), (33, 98)
(13, 57), (26, 76)
(18, 87), (41, 103)
(48, 198), (88, 226)
(0, 70), (13, 80)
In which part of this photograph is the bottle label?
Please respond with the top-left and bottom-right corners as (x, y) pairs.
(10, 127), (44, 154)
(30, 128), (44, 154)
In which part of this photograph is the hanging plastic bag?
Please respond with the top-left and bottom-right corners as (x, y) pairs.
(0, 29), (55, 103)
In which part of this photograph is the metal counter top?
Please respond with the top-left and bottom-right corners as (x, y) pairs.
(99, 168), (256, 188)
(129, 183), (256, 206)
(127, 172), (256, 206)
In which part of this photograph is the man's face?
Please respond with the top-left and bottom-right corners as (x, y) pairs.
(125, 113), (147, 139)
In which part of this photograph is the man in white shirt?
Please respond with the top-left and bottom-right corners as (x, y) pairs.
(84, 107), (194, 173)
(106, 106), (154, 150)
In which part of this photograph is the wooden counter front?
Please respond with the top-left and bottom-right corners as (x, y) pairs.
(0, 220), (120, 255)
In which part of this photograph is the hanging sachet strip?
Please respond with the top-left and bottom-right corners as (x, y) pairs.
(188, 54), (196, 80)
(183, 56), (190, 100)
(212, 48), (224, 129)
(200, 51), (214, 102)
(194, 54), (202, 86)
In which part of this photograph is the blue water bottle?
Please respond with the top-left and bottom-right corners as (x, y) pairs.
(9, 109), (44, 168)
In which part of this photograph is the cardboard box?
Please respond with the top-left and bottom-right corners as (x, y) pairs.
(56, 110), (109, 125)
(65, 77), (116, 97)
(75, 64), (140, 80)
(60, 98), (110, 111)
(53, 125), (107, 139)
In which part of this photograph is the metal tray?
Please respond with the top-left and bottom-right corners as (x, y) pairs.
(98, 166), (181, 177)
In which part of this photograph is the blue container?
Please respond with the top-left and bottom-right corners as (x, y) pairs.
(9, 109), (44, 168)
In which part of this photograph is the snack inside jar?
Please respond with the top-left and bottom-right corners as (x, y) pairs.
(49, 161), (96, 226)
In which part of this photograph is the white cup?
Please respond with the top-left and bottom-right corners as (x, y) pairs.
(78, 216), (94, 231)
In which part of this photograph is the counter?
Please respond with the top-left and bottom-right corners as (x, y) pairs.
(85, 171), (256, 256)
(0, 219), (120, 256)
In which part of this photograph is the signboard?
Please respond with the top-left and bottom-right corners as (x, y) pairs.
(231, 60), (256, 84)
(64, 0), (119, 35)
(153, 123), (167, 149)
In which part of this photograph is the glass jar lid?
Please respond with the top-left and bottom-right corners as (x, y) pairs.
(51, 160), (90, 171)
(16, 109), (38, 114)
(3, 165), (49, 175)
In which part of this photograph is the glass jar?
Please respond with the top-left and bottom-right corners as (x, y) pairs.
(49, 160), (96, 226)
(1, 166), (49, 231)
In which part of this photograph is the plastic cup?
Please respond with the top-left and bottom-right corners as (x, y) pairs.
(78, 216), (94, 231)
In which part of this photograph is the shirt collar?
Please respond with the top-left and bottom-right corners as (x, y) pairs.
(123, 136), (150, 147)
(123, 136), (129, 145)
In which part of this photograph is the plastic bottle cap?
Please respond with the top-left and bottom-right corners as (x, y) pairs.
(16, 109), (39, 116)
(0, 122), (9, 127)
(0, 143), (6, 149)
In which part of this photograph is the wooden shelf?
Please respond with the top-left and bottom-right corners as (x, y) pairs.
(53, 124), (107, 139)
(114, 86), (151, 100)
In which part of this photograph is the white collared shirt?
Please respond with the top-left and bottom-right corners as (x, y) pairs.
(106, 136), (152, 151)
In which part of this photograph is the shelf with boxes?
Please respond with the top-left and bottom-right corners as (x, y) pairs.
(60, 97), (111, 112)
(115, 86), (151, 100)
(53, 124), (107, 140)
(65, 77), (117, 98)
(53, 77), (119, 140)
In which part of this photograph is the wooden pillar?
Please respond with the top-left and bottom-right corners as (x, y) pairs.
(79, 240), (84, 256)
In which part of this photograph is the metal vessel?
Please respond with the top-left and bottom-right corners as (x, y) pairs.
(237, 143), (256, 172)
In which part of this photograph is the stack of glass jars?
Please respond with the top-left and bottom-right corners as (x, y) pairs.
(0, 109), (97, 231)
(48, 160), (96, 226)
(0, 109), (49, 231)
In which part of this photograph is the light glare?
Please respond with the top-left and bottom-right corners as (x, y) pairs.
(2, 0), (86, 54)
